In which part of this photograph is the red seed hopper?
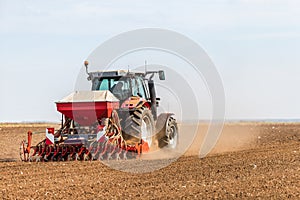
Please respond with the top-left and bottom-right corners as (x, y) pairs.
(56, 90), (119, 126)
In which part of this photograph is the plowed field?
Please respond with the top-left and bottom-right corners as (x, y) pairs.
(1, 122), (299, 199)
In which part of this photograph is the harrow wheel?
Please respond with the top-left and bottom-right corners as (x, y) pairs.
(19, 140), (29, 162)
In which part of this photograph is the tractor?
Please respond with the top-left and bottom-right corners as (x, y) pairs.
(20, 61), (178, 161)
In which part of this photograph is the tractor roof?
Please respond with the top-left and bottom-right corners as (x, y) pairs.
(89, 70), (145, 80)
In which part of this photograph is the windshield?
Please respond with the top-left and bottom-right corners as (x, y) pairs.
(95, 77), (131, 100)
(97, 77), (130, 91)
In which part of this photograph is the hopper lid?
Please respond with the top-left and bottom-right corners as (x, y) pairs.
(57, 90), (119, 103)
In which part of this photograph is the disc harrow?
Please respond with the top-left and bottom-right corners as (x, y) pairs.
(20, 111), (149, 162)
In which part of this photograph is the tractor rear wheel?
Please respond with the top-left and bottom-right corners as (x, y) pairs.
(123, 107), (155, 147)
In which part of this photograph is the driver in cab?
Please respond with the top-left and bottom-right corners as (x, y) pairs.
(111, 82), (124, 100)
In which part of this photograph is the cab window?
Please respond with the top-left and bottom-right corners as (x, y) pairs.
(99, 79), (109, 90)
(131, 79), (138, 96)
(136, 77), (146, 99)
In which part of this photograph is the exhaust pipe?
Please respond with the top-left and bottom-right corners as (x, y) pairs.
(148, 80), (157, 120)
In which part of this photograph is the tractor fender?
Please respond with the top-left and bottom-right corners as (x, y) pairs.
(155, 113), (174, 139)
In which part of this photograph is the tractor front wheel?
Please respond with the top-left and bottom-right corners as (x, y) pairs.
(158, 117), (178, 149)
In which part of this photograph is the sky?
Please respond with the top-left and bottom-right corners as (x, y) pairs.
(0, 0), (300, 122)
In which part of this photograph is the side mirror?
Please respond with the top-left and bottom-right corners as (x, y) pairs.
(158, 70), (165, 80)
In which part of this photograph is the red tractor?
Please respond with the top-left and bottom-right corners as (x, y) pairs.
(20, 61), (178, 161)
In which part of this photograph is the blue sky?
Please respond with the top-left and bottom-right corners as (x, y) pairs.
(0, 0), (300, 122)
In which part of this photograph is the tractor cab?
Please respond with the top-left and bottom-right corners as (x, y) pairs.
(92, 71), (149, 102)
(87, 68), (165, 120)
(89, 71), (151, 112)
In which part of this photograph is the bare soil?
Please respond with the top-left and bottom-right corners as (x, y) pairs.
(0, 122), (300, 199)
